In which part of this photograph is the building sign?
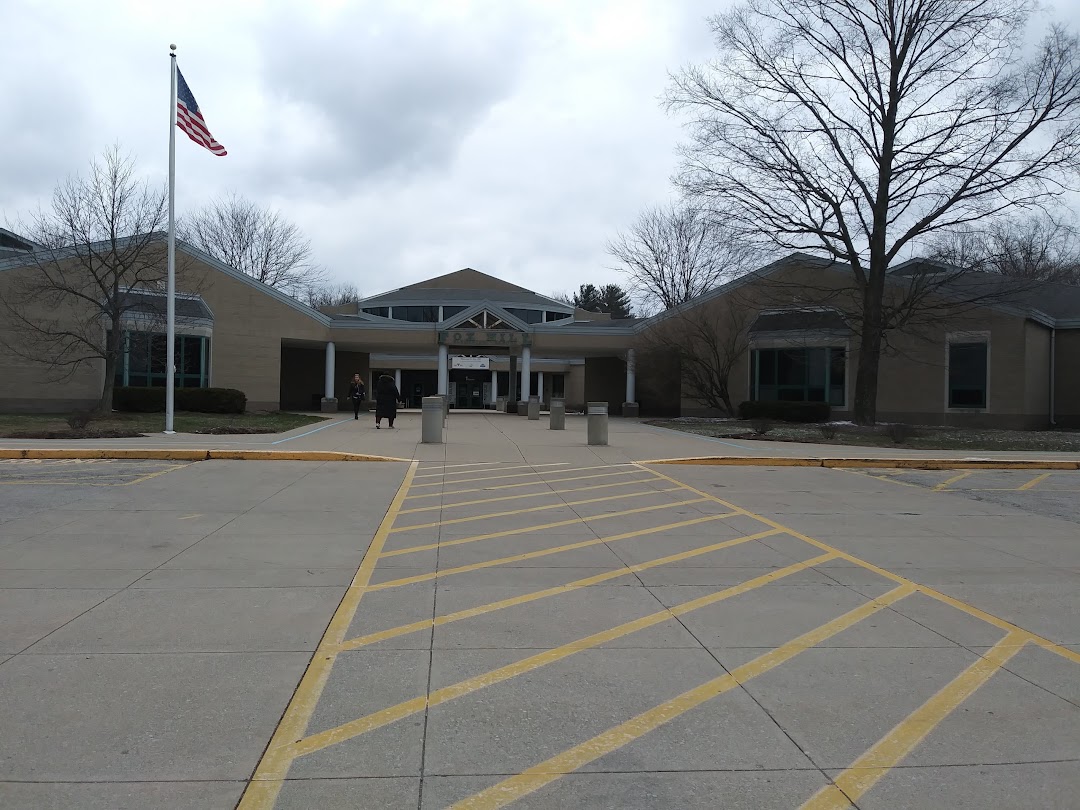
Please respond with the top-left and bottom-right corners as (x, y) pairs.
(451, 355), (490, 370)
(441, 329), (526, 347)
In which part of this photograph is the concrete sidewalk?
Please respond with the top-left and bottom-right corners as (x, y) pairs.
(3, 412), (1080, 465)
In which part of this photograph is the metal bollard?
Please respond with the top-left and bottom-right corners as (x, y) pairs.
(586, 401), (608, 446)
(549, 398), (565, 430)
(527, 396), (540, 420)
(421, 396), (444, 443)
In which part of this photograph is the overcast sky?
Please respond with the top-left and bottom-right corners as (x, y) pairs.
(3, 0), (1078, 302)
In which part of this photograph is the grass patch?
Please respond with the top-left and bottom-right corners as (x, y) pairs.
(0, 411), (326, 439)
(647, 418), (1080, 452)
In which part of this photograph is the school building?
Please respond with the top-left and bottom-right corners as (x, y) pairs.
(1, 230), (1078, 428)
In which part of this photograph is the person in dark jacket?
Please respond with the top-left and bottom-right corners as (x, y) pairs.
(348, 373), (366, 420)
(374, 374), (400, 429)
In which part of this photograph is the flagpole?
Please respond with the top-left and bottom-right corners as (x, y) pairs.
(165, 44), (177, 434)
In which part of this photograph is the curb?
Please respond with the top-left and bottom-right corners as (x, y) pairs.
(0, 449), (409, 463)
(639, 456), (1080, 470)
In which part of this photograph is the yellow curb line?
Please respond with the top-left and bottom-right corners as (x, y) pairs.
(0, 448), (408, 462)
(639, 456), (1080, 470)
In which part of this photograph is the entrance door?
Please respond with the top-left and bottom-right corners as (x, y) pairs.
(451, 372), (486, 409)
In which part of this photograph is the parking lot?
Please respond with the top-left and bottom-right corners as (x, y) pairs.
(1, 458), (1077, 809)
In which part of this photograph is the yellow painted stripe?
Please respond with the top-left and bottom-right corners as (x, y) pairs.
(399, 477), (668, 514)
(236, 460), (419, 809)
(800, 631), (1029, 809)
(409, 463), (635, 489)
(372, 511), (737, 590)
(391, 487), (685, 532)
(338, 528), (786, 650)
(450, 583), (915, 810)
(1017, 472), (1051, 491)
(414, 462), (571, 478)
(290, 551), (838, 759)
(402, 469), (648, 500)
(932, 471), (972, 491)
(642, 464), (1080, 668)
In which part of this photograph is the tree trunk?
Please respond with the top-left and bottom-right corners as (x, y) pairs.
(853, 284), (884, 425)
(97, 354), (116, 414)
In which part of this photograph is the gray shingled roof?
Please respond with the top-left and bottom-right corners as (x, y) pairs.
(750, 311), (849, 332)
(119, 290), (213, 321)
(569, 318), (641, 328)
(358, 287), (571, 309)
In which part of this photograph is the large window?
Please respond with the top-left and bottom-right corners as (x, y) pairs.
(753, 346), (846, 406)
(111, 331), (210, 388)
(948, 342), (988, 408)
(392, 305), (439, 322)
(505, 307), (543, 324)
(545, 310), (572, 322)
(441, 305), (467, 320)
(362, 306), (389, 318)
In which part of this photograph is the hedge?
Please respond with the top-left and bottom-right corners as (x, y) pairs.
(113, 386), (247, 414)
(737, 400), (831, 423)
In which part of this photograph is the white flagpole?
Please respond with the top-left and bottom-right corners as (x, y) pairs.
(165, 44), (177, 434)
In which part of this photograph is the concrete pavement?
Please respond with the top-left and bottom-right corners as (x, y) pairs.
(1, 430), (1078, 809)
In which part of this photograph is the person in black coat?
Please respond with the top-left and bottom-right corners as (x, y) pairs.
(375, 374), (400, 429)
(348, 373), (366, 420)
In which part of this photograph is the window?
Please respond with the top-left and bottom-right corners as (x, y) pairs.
(111, 331), (209, 388)
(505, 308), (543, 324)
(545, 310), (571, 322)
(948, 342), (988, 408)
(551, 373), (565, 398)
(753, 346), (846, 406)
(362, 306), (389, 318)
(441, 305), (467, 320)
(393, 305), (439, 322)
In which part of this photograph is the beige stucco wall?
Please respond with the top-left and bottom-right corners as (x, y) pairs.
(0, 263), (106, 412)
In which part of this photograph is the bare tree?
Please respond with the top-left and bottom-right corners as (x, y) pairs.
(306, 281), (362, 309)
(0, 146), (182, 413)
(644, 293), (753, 416)
(609, 202), (759, 312)
(928, 212), (1080, 284)
(180, 193), (326, 298)
(668, 0), (1080, 423)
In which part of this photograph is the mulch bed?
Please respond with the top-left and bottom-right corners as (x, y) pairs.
(3, 429), (146, 440)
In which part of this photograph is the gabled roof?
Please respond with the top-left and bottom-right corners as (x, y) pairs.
(440, 303), (531, 332)
(358, 268), (572, 311)
(399, 268), (532, 294)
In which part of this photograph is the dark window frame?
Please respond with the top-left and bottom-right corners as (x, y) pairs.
(752, 345), (846, 407)
(948, 341), (989, 409)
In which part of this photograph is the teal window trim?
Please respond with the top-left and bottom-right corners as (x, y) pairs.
(752, 346), (846, 406)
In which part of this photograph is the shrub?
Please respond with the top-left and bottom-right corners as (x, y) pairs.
(737, 400), (831, 423)
(885, 422), (916, 444)
(819, 424), (837, 440)
(750, 417), (773, 435)
(113, 386), (247, 414)
(67, 411), (93, 430)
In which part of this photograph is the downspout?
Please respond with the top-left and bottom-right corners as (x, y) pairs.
(1049, 327), (1056, 427)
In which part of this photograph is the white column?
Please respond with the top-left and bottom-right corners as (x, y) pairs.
(490, 368), (498, 404)
(537, 371), (544, 403)
(394, 369), (402, 391)
(520, 345), (531, 400)
(625, 348), (636, 403)
(437, 344), (449, 395)
(324, 341), (336, 399)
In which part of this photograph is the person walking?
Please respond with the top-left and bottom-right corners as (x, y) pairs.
(374, 373), (400, 429)
(348, 373), (366, 420)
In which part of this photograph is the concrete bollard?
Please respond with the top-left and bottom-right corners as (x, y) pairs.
(527, 396), (540, 420)
(549, 398), (565, 430)
(587, 401), (608, 446)
(421, 396), (444, 443)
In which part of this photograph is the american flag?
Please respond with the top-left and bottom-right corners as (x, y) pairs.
(176, 67), (227, 156)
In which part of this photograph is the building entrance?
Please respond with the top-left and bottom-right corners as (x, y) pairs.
(449, 369), (490, 409)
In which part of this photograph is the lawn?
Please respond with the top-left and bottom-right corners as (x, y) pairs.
(0, 411), (326, 439)
(647, 418), (1080, 452)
